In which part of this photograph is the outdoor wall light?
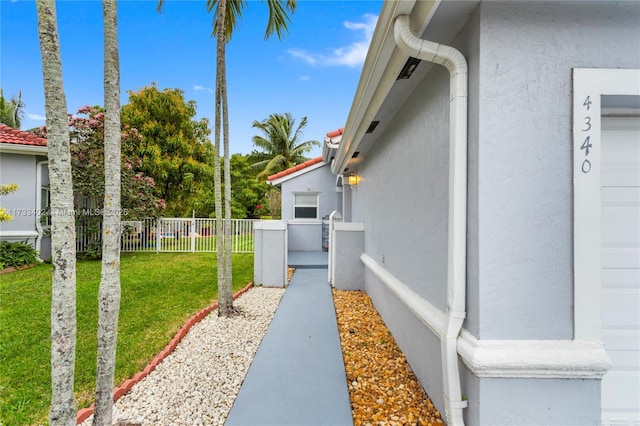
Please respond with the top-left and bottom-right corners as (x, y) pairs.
(348, 175), (358, 186)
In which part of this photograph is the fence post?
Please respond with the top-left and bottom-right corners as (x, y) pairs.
(191, 218), (196, 253)
(156, 218), (161, 253)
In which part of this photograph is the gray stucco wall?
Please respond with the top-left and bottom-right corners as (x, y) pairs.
(460, 371), (601, 426)
(331, 223), (364, 290)
(280, 163), (338, 251)
(0, 153), (40, 235)
(253, 221), (288, 287)
(354, 58), (451, 312)
(351, 1), (639, 424)
(473, 1), (640, 340)
(280, 163), (337, 221)
(287, 222), (322, 251)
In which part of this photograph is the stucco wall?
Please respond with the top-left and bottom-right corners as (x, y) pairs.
(352, 1), (639, 424)
(288, 222), (322, 251)
(280, 163), (338, 251)
(280, 163), (337, 221)
(354, 57), (451, 312)
(474, 1), (640, 340)
(0, 153), (39, 234)
(460, 372), (601, 426)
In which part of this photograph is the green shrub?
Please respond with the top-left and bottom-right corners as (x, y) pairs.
(0, 241), (38, 269)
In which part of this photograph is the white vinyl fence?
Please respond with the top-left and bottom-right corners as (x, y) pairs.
(77, 218), (257, 253)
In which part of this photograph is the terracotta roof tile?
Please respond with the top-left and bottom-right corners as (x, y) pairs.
(267, 156), (324, 181)
(0, 124), (47, 147)
(326, 128), (344, 139)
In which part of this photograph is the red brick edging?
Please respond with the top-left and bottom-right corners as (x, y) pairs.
(77, 282), (254, 424)
(0, 263), (36, 275)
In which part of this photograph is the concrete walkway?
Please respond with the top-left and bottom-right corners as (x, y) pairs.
(225, 261), (352, 425)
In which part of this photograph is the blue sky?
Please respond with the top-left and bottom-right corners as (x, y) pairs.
(0, 0), (382, 156)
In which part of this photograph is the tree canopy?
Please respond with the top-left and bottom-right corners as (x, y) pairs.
(229, 153), (270, 218)
(250, 112), (320, 179)
(0, 89), (25, 128)
(121, 85), (216, 216)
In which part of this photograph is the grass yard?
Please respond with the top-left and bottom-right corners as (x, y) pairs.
(0, 252), (253, 426)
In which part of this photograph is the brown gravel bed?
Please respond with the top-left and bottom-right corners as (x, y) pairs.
(333, 289), (445, 426)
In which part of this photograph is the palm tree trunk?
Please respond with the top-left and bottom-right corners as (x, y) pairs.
(221, 16), (234, 316)
(35, 1), (77, 424)
(214, 0), (226, 315)
(93, 1), (121, 424)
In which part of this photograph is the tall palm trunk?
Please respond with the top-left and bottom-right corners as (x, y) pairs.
(220, 12), (234, 316)
(35, 1), (77, 424)
(214, 0), (226, 314)
(93, 1), (121, 424)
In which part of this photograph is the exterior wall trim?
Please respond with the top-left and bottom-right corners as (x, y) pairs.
(457, 331), (611, 379)
(362, 254), (611, 379)
(573, 68), (640, 340)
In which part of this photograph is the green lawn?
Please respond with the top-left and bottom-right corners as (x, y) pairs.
(0, 252), (253, 426)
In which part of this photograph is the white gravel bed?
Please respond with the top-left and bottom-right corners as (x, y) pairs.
(81, 287), (285, 426)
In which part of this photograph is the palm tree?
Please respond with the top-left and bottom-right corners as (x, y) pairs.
(157, 0), (296, 316)
(92, 0), (122, 424)
(0, 89), (25, 128)
(250, 112), (320, 179)
(35, 0), (78, 424)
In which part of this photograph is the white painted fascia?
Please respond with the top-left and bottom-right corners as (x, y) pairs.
(0, 143), (48, 155)
(268, 161), (327, 186)
(322, 139), (340, 163)
(332, 0), (421, 175)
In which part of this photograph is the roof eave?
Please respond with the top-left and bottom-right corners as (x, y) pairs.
(0, 143), (48, 155)
(332, 0), (442, 175)
(268, 161), (328, 186)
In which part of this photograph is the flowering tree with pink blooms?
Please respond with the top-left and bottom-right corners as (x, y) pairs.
(34, 105), (165, 258)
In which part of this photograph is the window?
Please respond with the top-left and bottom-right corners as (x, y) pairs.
(294, 194), (318, 219)
(40, 186), (51, 226)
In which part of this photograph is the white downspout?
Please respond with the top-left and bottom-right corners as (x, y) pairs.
(394, 15), (468, 426)
(35, 160), (48, 260)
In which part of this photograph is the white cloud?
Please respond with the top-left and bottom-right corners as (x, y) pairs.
(27, 113), (46, 121)
(288, 14), (377, 68)
(300, 75), (311, 81)
(193, 85), (214, 94)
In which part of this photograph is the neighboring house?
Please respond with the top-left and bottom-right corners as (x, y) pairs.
(267, 146), (341, 251)
(0, 124), (51, 259)
(325, 2), (639, 426)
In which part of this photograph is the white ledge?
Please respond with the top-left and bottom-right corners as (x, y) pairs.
(334, 222), (364, 232)
(458, 330), (611, 379)
(0, 230), (39, 238)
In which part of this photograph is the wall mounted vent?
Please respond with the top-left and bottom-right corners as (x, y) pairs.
(397, 57), (421, 80)
(366, 121), (380, 133)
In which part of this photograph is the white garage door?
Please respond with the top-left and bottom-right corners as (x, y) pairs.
(601, 117), (640, 426)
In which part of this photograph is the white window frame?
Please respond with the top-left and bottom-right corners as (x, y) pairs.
(573, 68), (640, 340)
(40, 185), (51, 226)
(292, 192), (319, 220)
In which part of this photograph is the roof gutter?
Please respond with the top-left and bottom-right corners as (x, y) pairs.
(394, 14), (468, 426)
(0, 143), (48, 155)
